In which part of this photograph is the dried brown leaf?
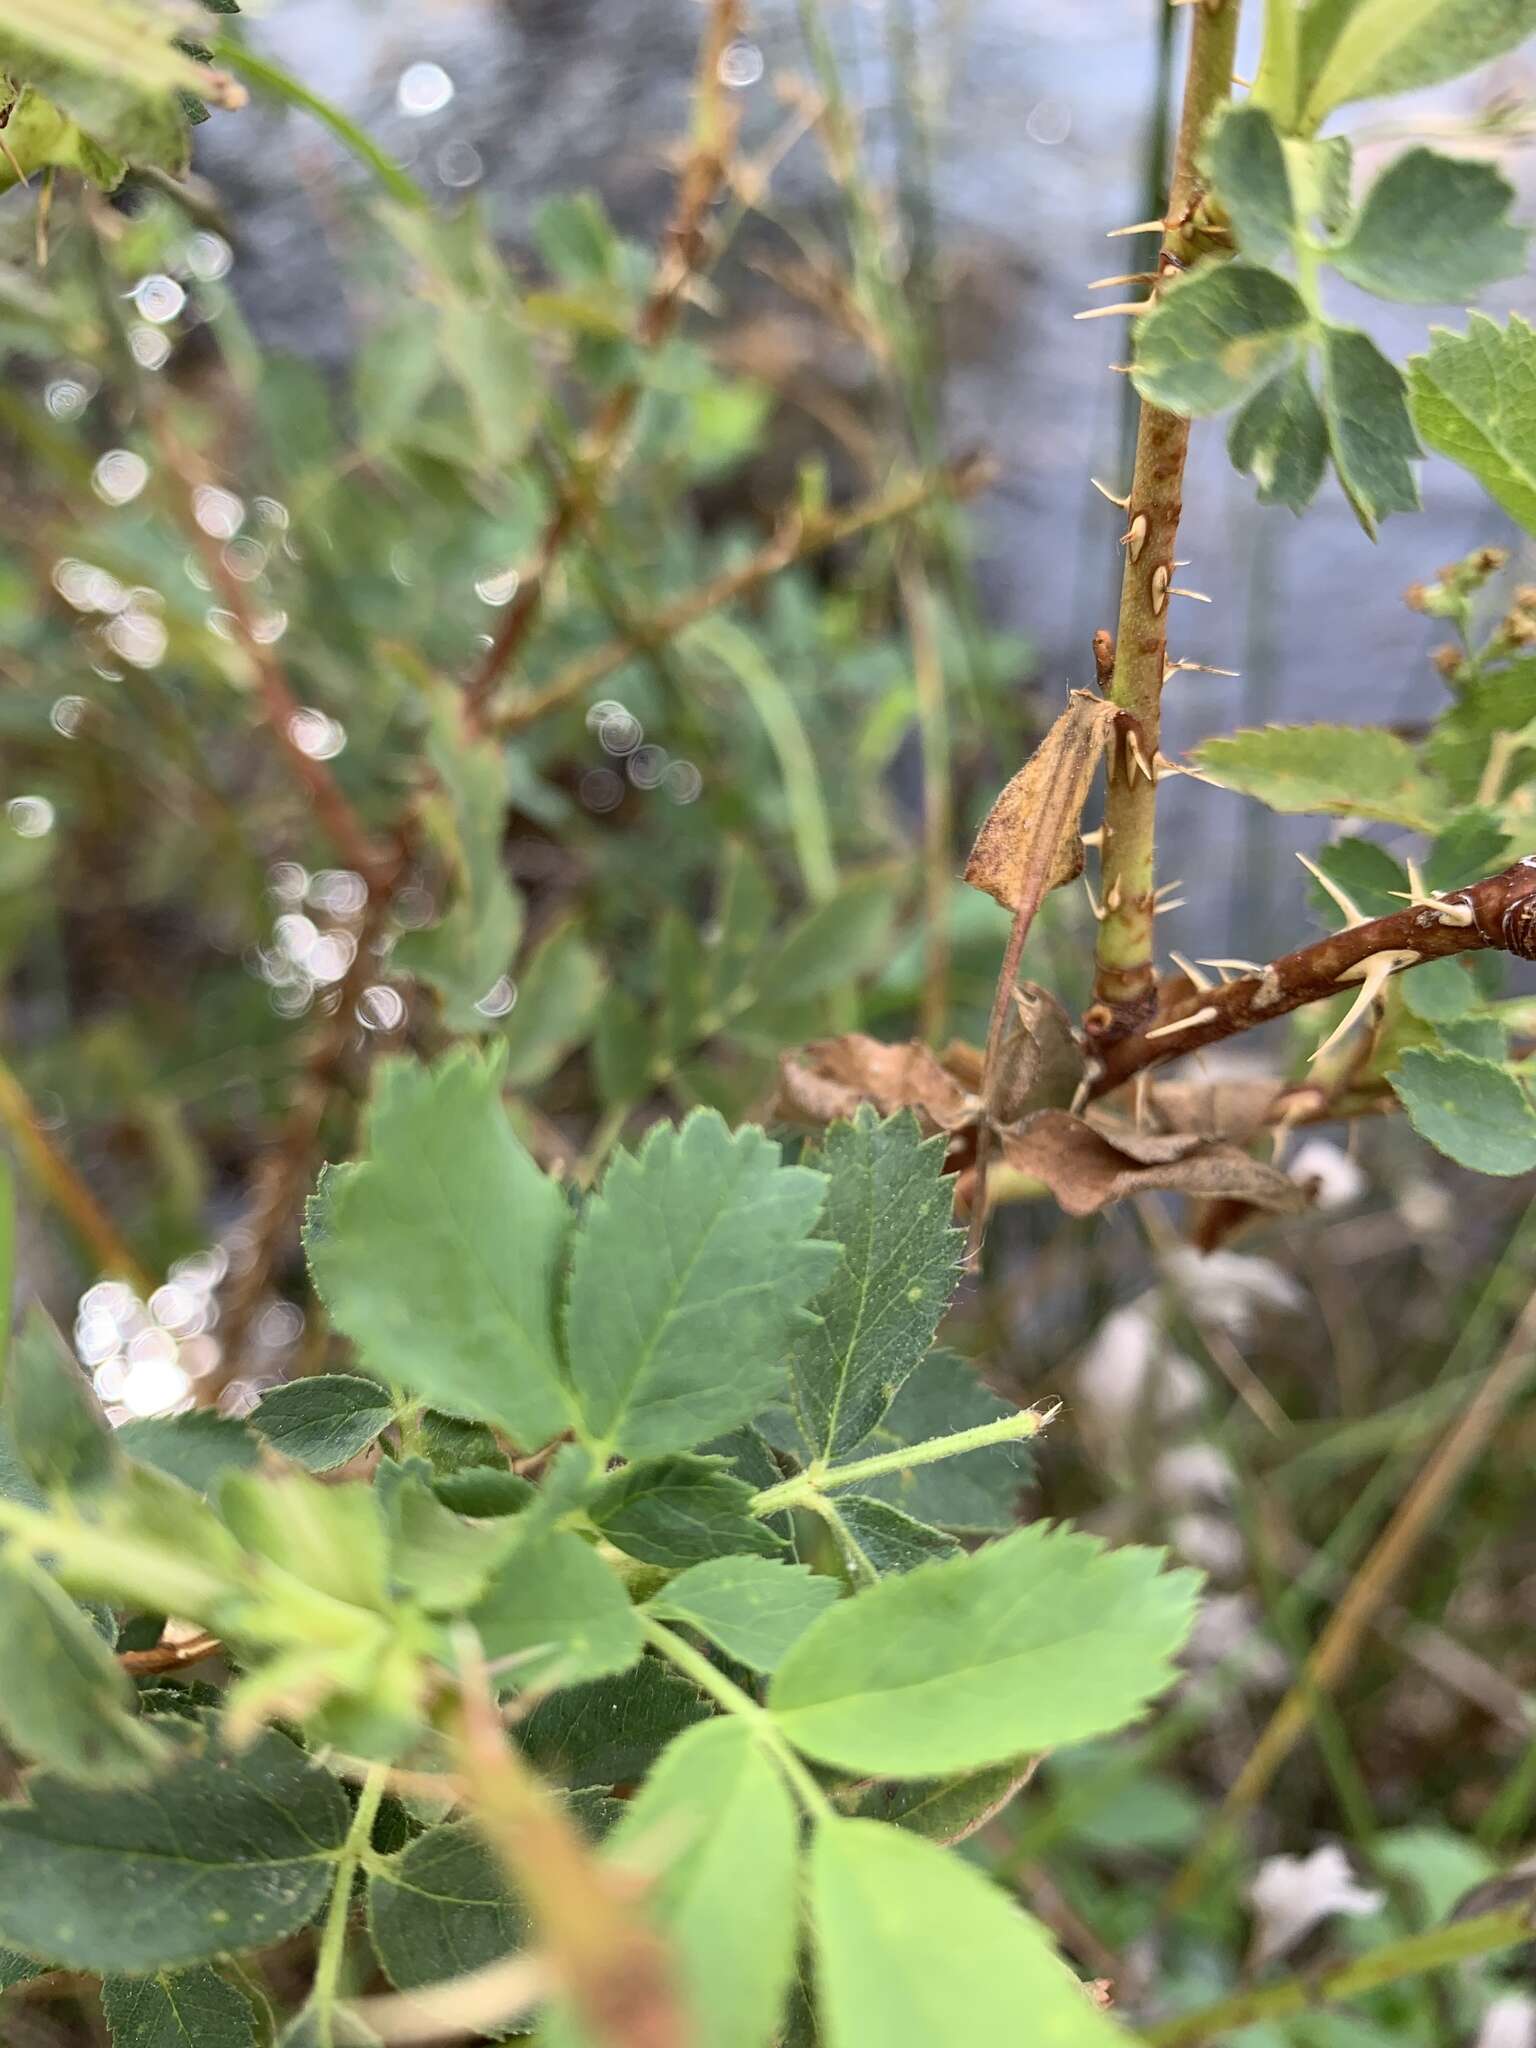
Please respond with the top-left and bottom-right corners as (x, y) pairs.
(999, 1109), (1312, 1221)
(772, 1034), (974, 1132)
(964, 692), (1118, 911)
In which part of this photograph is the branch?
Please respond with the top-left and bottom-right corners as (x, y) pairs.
(1088, 0), (1242, 1043)
(1139, 1906), (1536, 2047)
(461, 0), (744, 727)
(0, 1049), (152, 1292)
(493, 458), (990, 734)
(1091, 855), (1536, 1096)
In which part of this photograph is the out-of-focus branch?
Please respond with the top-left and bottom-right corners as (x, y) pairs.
(494, 457), (991, 734)
(0, 1051), (152, 1292)
(461, 0), (746, 727)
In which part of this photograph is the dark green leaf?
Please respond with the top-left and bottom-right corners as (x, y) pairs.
(250, 1375), (395, 1474)
(1389, 1048), (1536, 1175)
(116, 1414), (259, 1496)
(0, 1947), (40, 1988)
(1401, 957), (1476, 1024)
(470, 1530), (643, 1690)
(564, 1111), (833, 1458)
(518, 1660), (711, 1789)
(0, 1725), (349, 1972)
(829, 1497), (959, 1578)
(851, 1353), (1031, 1533)
(1410, 315), (1536, 537)
(1132, 261), (1309, 417)
(416, 1412), (503, 1473)
(1330, 149), (1525, 302)
(306, 1050), (573, 1450)
(856, 1761), (1034, 1846)
(1228, 361), (1329, 512)
(789, 1110), (962, 1462)
(706, 843), (775, 1011)
(499, 923), (604, 1088)
(432, 1466), (535, 1517)
(101, 1967), (259, 2048)
(1425, 810), (1511, 892)
(367, 1820), (526, 1992)
(4, 1305), (116, 1492)
(770, 1524), (1198, 1776)
(587, 1454), (783, 1568)
(746, 873), (899, 1008)
(0, 1551), (167, 1784)
(593, 982), (652, 1109)
(1426, 659), (1536, 800)
(1305, 839), (1410, 926)
(646, 1557), (841, 1673)
(1321, 324), (1421, 536)
(1200, 104), (1295, 266)
(809, 1819), (1126, 2048)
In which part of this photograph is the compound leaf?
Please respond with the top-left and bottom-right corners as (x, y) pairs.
(1132, 261), (1309, 416)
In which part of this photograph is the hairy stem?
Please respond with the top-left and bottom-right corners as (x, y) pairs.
(1092, 853), (1536, 1096)
(310, 1764), (388, 2047)
(751, 1404), (1052, 1515)
(1139, 1907), (1535, 2047)
(1089, 0), (1242, 1043)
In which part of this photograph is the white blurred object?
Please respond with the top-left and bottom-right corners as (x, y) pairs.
(1161, 1248), (1305, 1336)
(1154, 1442), (1236, 1505)
(1185, 1594), (1289, 1690)
(1075, 1304), (1205, 1442)
(1478, 1995), (1536, 2048)
(1247, 1844), (1384, 1968)
(1289, 1137), (1366, 1211)
(1169, 1512), (1245, 1580)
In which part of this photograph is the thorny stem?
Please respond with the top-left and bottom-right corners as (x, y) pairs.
(900, 550), (954, 1045)
(493, 459), (989, 735)
(1167, 1278), (1536, 1913)
(642, 1617), (835, 1821)
(1089, 0), (1242, 1043)
(462, 0), (743, 728)
(750, 1404), (1053, 1515)
(1092, 854), (1536, 1096)
(0, 1053), (152, 1291)
(1138, 1907), (1536, 2047)
(310, 1764), (388, 2048)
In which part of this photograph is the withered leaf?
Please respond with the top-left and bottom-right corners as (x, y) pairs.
(773, 1035), (973, 1133)
(999, 1109), (1312, 1221)
(964, 692), (1118, 911)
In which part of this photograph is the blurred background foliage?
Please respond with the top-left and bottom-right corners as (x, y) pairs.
(5, 3), (1536, 2045)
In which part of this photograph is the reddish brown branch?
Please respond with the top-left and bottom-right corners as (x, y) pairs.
(1091, 855), (1536, 1096)
(462, 0), (744, 727)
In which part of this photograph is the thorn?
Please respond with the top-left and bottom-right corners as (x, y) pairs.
(1153, 880), (1185, 902)
(1310, 951), (1417, 1064)
(1387, 864), (1479, 927)
(1123, 513), (1148, 560)
(1105, 878), (1124, 912)
(1169, 586), (1213, 604)
(1172, 559), (1191, 569)
(1088, 272), (1159, 290)
(1107, 218), (1168, 238)
(1197, 956), (1265, 975)
(1295, 851), (1368, 930)
(1069, 1075), (1092, 1117)
(1405, 855), (1428, 901)
(1232, 70), (1254, 86)
(1080, 825), (1105, 851)
(1073, 300), (1151, 321)
(1106, 363), (1133, 375)
(1125, 729), (1155, 784)
(1168, 951), (1214, 992)
(1152, 897), (1187, 915)
(1089, 477), (1132, 509)
(1083, 874), (1106, 922)
(1150, 565), (1170, 615)
(1145, 1003), (1219, 1041)
(1167, 659), (1241, 678)
(1134, 1071), (1151, 1129)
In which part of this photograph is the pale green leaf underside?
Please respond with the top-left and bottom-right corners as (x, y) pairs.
(1410, 315), (1536, 538)
(1191, 724), (1445, 831)
(1302, 0), (1536, 126)
(1132, 261), (1309, 416)
(646, 1556), (843, 1672)
(769, 1524), (1199, 1777)
(1330, 148), (1525, 303)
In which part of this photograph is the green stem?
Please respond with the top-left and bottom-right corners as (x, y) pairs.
(1139, 1908), (1534, 2047)
(213, 40), (429, 210)
(751, 1406), (1051, 1516)
(310, 1764), (388, 2048)
(642, 1617), (834, 1822)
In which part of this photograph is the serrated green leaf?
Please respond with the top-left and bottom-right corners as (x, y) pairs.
(587, 1454), (783, 1568)
(1410, 315), (1536, 537)
(646, 1557), (841, 1673)
(250, 1375), (395, 1473)
(470, 1529), (643, 1690)
(1426, 809), (1512, 891)
(856, 1762), (1033, 1846)
(1305, 839), (1410, 926)
(1192, 725), (1444, 831)
(367, 1819), (527, 1992)
(101, 1967), (259, 2048)
(564, 1110), (833, 1459)
(4, 1305), (117, 1492)
(1331, 149), (1525, 302)
(1228, 360), (1329, 512)
(0, 1724), (348, 1972)
(306, 1050), (573, 1451)
(769, 1524), (1198, 1776)
(116, 1413), (259, 1495)
(788, 1110), (962, 1462)
(499, 922), (604, 1088)
(393, 685), (522, 1032)
(546, 1718), (800, 2048)
(1321, 325), (1421, 536)
(1301, 0), (1536, 126)
(518, 1660), (711, 1788)
(1401, 956), (1477, 1024)
(850, 1352), (1031, 1533)
(828, 1496), (959, 1578)
(1201, 104), (1295, 267)
(1389, 1048), (1536, 1174)
(0, 1945), (40, 1988)
(809, 1819), (1129, 2048)
(1426, 658), (1536, 799)
(0, 1550), (167, 1785)
(1131, 261), (1309, 417)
